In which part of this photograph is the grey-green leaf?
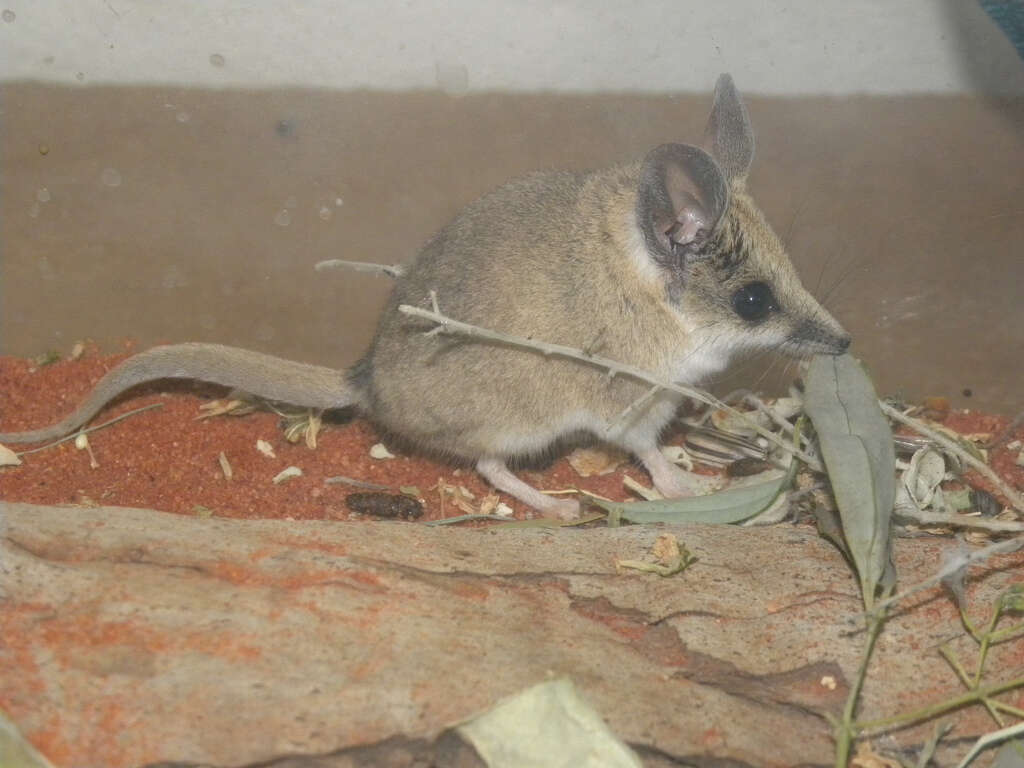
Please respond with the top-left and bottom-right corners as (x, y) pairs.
(804, 354), (897, 610)
(587, 471), (789, 525)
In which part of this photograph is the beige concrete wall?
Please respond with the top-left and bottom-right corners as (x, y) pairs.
(2, 84), (1022, 413)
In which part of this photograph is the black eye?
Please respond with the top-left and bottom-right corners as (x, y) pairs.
(732, 281), (778, 322)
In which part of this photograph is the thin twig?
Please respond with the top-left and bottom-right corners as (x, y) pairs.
(834, 612), (887, 767)
(938, 645), (1004, 727)
(12, 403), (165, 456)
(314, 259), (406, 278)
(865, 537), (1024, 619)
(399, 303), (822, 468)
(323, 475), (392, 491)
(955, 720), (1024, 768)
(857, 675), (1024, 735)
(880, 402), (1024, 513)
(894, 506), (1024, 533)
(606, 384), (663, 435)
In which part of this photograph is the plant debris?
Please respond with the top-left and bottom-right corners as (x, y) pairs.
(0, 347), (1020, 527)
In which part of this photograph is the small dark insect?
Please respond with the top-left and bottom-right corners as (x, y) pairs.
(346, 492), (424, 520)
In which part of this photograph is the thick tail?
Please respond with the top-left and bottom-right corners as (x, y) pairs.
(0, 343), (358, 444)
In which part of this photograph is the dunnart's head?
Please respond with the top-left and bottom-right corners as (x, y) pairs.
(635, 75), (850, 374)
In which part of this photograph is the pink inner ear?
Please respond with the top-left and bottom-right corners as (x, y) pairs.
(667, 206), (709, 247)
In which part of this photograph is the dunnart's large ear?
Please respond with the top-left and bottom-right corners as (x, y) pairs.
(636, 142), (729, 263)
(702, 73), (754, 183)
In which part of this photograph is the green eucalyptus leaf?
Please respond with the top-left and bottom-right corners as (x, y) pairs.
(804, 354), (897, 610)
(586, 470), (789, 525)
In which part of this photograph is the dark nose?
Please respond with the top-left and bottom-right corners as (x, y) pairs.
(835, 335), (852, 354)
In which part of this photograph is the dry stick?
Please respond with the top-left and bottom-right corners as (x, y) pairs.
(895, 507), (1024, 534)
(12, 403), (165, 456)
(606, 384), (663, 434)
(398, 303), (822, 468)
(314, 259), (406, 279)
(865, 536), (1023, 619)
(880, 401), (1024, 513)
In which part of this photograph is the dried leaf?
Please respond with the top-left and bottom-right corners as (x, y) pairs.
(478, 493), (500, 515)
(711, 406), (766, 438)
(617, 534), (697, 576)
(0, 444), (22, 467)
(281, 409), (322, 447)
(456, 678), (642, 768)
(369, 443), (395, 460)
(895, 447), (946, 514)
(197, 399), (252, 419)
(651, 533), (681, 564)
(804, 354), (896, 610)
(851, 740), (902, 768)
(567, 446), (627, 477)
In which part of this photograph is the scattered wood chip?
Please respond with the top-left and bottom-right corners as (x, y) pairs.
(256, 439), (276, 458)
(370, 443), (396, 460)
(272, 466), (303, 484)
(820, 675), (837, 691)
(651, 533), (681, 564)
(494, 502), (514, 518)
(70, 341), (86, 360)
(433, 478), (479, 514)
(218, 451), (233, 480)
(478, 493), (500, 516)
(566, 446), (627, 477)
(0, 443), (23, 467)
